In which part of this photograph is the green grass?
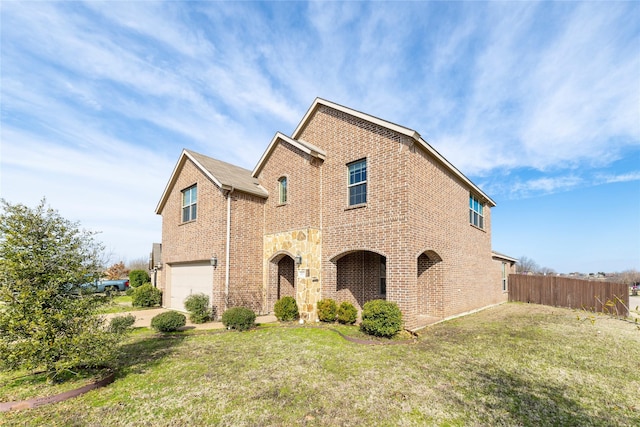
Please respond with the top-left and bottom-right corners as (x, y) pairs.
(97, 295), (157, 314)
(2, 303), (639, 426)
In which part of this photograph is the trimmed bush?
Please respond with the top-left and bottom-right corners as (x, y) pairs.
(132, 283), (162, 308)
(184, 293), (212, 324)
(125, 287), (135, 296)
(317, 299), (337, 322)
(337, 301), (358, 324)
(150, 311), (186, 332)
(109, 314), (136, 334)
(221, 307), (256, 331)
(129, 269), (150, 288)
(274, 296), (299, 321)
(360, 299), (402, 338)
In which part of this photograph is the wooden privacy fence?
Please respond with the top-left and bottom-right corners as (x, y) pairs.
(508, 274), (629, 316)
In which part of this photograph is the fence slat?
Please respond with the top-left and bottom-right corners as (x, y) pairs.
(508, 275), (629, 316)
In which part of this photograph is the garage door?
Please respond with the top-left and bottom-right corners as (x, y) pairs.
(169, 262), (213, 311)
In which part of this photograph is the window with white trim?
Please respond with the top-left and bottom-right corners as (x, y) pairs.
(182, 185), (197, 222)
(469, 194), (484, 229)
(348, 159), (367, 206)
(278, 177), (287, 204)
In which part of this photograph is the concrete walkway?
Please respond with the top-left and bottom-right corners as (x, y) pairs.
(105, 308), (277, 330)
(628, 295), (640, 319)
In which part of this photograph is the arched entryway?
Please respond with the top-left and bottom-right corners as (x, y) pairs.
(332, 250), (386, 310)
(417, 250), (443, 318)
(267, 253), (296, 312)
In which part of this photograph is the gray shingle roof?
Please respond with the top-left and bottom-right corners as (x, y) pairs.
(185, 149), (268, 198)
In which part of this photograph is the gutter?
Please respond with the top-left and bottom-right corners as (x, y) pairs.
(222, 185), (234, 311)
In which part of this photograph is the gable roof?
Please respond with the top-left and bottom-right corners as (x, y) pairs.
(292, 98), (496, 207)
(156, 149), (268, 214)
(252, 132), (326, 177)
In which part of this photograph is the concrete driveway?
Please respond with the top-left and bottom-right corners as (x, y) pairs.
(105, 308), (277, 330)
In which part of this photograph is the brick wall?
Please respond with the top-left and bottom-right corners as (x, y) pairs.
(157, 159), (227, 308)
(228, 191), (265, 313)
(296, 104), (503, 328)
(258, 138), (321, 234)
(158, 158), (266, 315)
(335, 251), (385, 309)
(297, 105), (418, 325)
(407, 140), (501, 320)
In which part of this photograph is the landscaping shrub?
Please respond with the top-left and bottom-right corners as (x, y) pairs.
(184, 293), (212, 323)
(337, 301), (358, 324)
(129, 269), (150, 288)
(125, 287), (134, 296)
(317, 299), (337, 322)
(360, 299), (402, 338)
(274, 296), (299, 321)
(108, 314), (136, 334)
(221, 307), (256, 331)
(150, 311), (186, 332)
(132, 283), (162, 308)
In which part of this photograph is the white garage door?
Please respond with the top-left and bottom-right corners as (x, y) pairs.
(169, 262), (213, 312)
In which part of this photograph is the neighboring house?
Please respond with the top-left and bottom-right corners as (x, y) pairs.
(155, 98), (516, 329)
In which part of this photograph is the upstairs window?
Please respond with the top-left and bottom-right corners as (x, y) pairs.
(182, 185), (197, 222)
(348, 159), (367, 206)
(278, 177), (287, 204)
(469, 194), (484, 229)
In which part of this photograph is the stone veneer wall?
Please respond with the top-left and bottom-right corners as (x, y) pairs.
(263, 228), (321, 321)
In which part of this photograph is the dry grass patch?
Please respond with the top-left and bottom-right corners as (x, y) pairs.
(2, 303), (639, 426)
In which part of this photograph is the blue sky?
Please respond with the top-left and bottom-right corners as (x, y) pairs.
(1, 1), (638, 273)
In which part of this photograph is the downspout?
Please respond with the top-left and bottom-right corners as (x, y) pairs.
(224, 186), (234, 311)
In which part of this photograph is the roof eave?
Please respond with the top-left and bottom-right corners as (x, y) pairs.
(155, 150), (227, 215)
(415, 137), (496, 207)
(292, 97), (419, 141)
(252, 131), (327, 178)
(292, 98), (496, 207)
(492, 251), (519, 263)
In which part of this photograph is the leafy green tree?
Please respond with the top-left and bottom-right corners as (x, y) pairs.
(0, 199), (128, 382)
(129, 269), (150, 287)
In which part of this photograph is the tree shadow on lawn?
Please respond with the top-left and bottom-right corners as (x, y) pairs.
(447, 363), (635, 426)
(0, 333), (187, 411)
(113, 333), (187, 379)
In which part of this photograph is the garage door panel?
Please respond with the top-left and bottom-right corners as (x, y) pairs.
(169, 262), (213, 311)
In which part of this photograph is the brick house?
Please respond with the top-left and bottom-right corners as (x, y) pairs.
(155, 98), (516, 329)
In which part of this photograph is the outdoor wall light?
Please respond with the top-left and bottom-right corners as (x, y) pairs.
(210, 256), (218, 268)
(295, 255), (302, 266)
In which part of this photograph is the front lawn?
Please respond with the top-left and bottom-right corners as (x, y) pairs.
(2, 303), (639, 426)
(98, 295), (154, 314)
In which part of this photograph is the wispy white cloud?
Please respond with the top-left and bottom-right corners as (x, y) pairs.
(425, 2), (639, 177)
(595, 171), (640, 185)
(1, 0), (638, 265)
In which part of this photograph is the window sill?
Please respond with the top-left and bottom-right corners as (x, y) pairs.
(469, 223), (486, 232)
(345, 203), (367, 211)
(180, 220), (196, 226)
(276, 202), (288, 207)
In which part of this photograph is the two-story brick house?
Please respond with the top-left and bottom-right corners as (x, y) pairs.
(155, 98), (516, 329)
